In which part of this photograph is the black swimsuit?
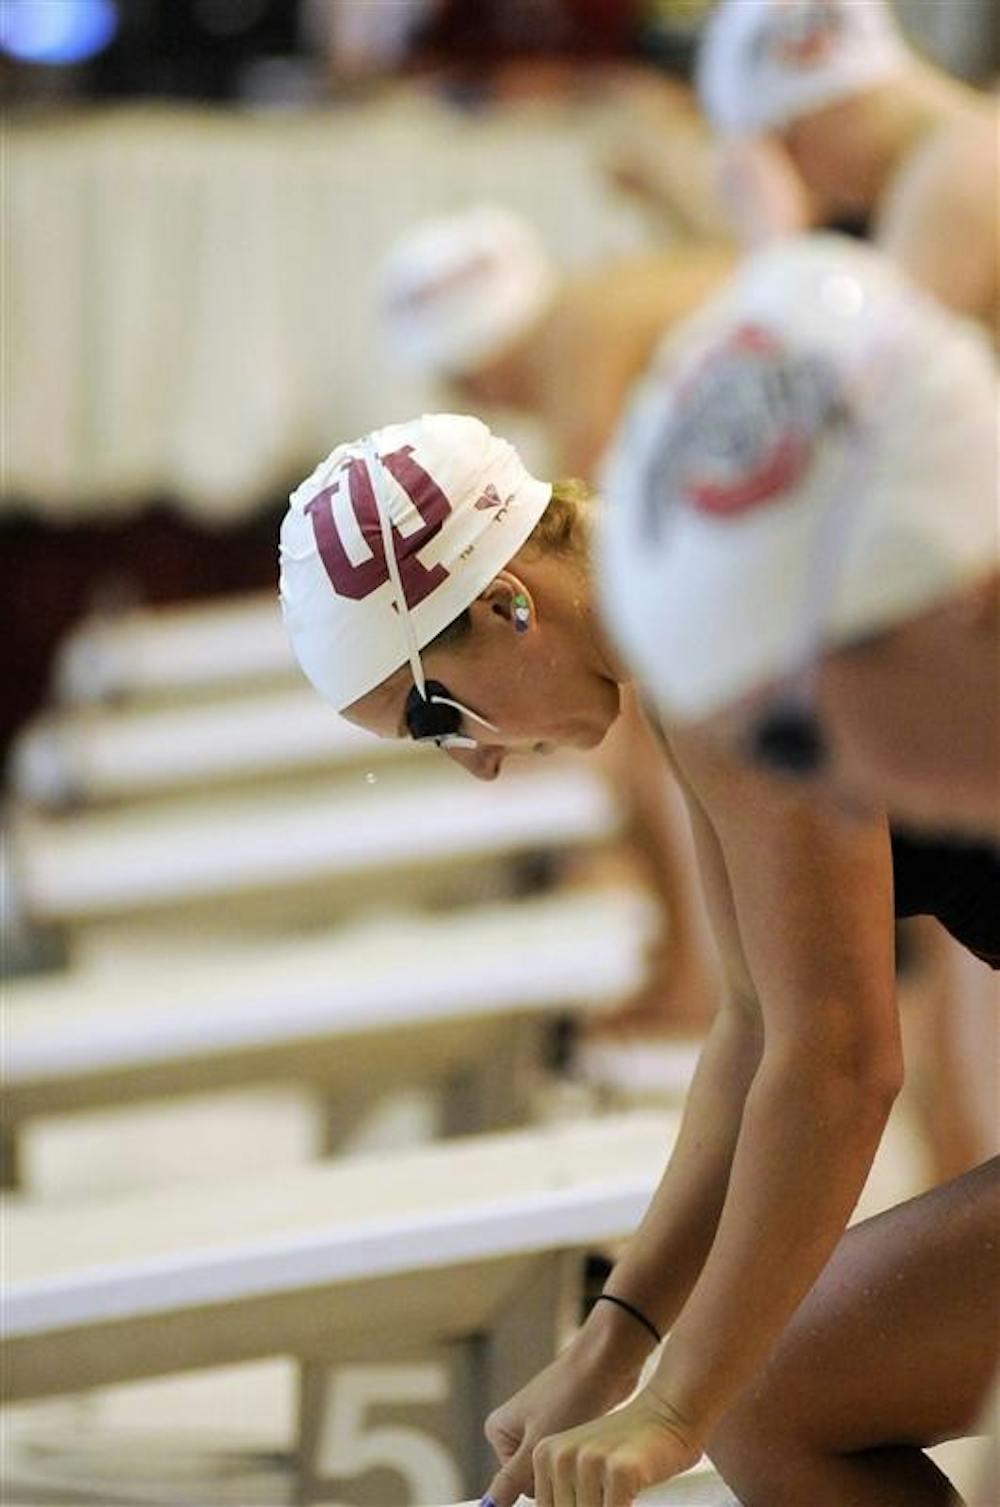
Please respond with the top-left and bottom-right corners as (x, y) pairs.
(646, 706), (999, 969)
(891, 827), (1000, 969)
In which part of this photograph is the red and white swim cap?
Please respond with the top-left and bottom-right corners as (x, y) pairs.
(279, 414), (551, 710)
(698, 0), (908, 135)
(599, 235), (998, 721)
(380, 206), (557, 378)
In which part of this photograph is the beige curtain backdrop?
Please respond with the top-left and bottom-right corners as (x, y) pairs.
(4, 96), (649, 522)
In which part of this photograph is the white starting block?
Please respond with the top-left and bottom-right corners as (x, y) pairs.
(3, 888), (656, 1187)
(5, 1111), (682, 1505)
(9, 685), (409, 808)
(53, 591), (293, 706)
(10, 760), (618, 926)
(448, 1477), (733, 1506)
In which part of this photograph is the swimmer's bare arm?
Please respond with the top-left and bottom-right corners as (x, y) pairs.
(576, 742), (767, 1374)
(480, 795), (768, 1507)
(583, 687), (719, 1028)
(634, 734), (902, 1443)
(878, 109), (999, 333)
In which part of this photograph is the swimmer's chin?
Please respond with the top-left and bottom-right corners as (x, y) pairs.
(573, 716), (618, 751)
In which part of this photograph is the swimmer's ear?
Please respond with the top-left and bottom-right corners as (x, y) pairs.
(477, 573), (535, 635)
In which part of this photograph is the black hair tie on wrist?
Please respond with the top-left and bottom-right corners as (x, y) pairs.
(594, 1292), (662, 1347)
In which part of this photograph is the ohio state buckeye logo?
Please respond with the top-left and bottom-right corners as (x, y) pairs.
(640, 323), (844, 542)
(305, 445), (452, 608)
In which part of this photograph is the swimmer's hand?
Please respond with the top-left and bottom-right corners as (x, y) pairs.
(486, 1384), (700, 1507)
(482, 1320), (650, 1507)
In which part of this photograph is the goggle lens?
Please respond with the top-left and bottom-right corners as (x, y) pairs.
(404, 679), (477, 749)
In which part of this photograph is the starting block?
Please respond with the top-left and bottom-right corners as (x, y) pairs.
(53, 591), (293, 706)
(3, 887), (654, 1187)
(9, 684), (406, 807)
(5, 1111), (683, 1504)
(10, 761), (617, 928)
(447, 1472), (733, 1505)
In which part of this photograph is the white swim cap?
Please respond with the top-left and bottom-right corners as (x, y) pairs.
(697, 0), (909, 135)
(599, 235), (998, 722)
(279, 414), (552, 710)
(379, 205), (558, 377)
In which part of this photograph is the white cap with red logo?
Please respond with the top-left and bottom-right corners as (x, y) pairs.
(279, 414), (552, 711)
(379, 205), (558, 377)
(697, 0), (908, 135)
(598, 234), (998, 722)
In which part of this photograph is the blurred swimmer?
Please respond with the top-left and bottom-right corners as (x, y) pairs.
(698, 0), (999, 339)
(602, 232), (999, 841)
(380, 203), (735, 481)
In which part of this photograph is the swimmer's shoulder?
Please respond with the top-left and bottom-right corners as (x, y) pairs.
(879, 98), (999, 334)
(923, 102), (997, 212)
(881, 99), (997, 245)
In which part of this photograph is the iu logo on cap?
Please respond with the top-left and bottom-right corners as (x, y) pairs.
(305, 446), (453, 608)
(640, 323), (844, 541)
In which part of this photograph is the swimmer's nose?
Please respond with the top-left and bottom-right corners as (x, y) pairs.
(443, 744), (505, 781)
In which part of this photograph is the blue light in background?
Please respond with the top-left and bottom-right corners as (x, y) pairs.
(0, 0), (120, 65)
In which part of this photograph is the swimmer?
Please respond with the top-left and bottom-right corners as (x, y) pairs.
(698, 0), (999, 340)
(602, 234), (999, 845)
(380, 204), (735, 482)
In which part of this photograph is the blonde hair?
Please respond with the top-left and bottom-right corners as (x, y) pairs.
(525, 477), (593, 558)
(428, 476), (592, 650)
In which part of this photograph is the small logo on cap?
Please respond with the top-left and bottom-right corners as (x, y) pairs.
(475, 483), (512, 511)
(640, 323), (845, 540)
